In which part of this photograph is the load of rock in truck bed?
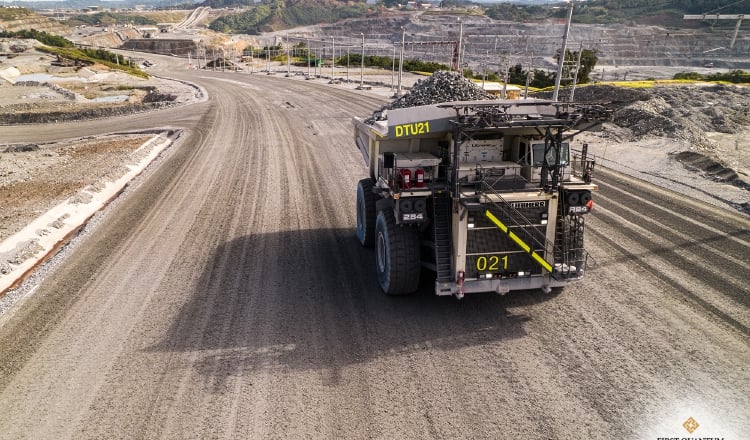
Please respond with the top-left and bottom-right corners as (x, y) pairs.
(364, 70), (496, 124)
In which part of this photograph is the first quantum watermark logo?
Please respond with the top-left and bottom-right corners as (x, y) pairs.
(656, 416), (726, 440)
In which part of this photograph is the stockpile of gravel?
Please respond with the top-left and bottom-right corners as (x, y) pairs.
(614, 96), (682, 138)
(534, 84), (650, 105)
(365, 70), (496, 123)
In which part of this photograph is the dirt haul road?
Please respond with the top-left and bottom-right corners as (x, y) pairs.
(0, 66), (748, 439)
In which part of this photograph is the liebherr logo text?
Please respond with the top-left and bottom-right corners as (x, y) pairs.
(509, 202), (546, 209)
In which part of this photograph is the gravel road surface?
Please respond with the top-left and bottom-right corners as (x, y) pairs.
(0, 60), (748, 439)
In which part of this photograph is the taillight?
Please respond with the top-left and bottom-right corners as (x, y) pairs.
(415, 168), (425, 188)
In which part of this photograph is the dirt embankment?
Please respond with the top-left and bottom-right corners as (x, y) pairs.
(0, 135), (155, 243)
(540, 84), (750, 191)
(0, 40), (202, 125)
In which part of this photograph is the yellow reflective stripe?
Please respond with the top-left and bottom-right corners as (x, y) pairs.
(532, 251), (553, 273)
(484, 210), (508, 233)
(484, 210), (553, 273)
(508, 231), (531, 253)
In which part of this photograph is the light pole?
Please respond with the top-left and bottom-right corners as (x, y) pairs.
(391, 44), (396, 92)
(482, 50), (488, 89)
(331, 36), (335, 79)
(397, 26), (405, 97)
(457, 18), (463, 77)
(359, 33), (364, 89)
(307, 38), (310, 77)
(524, 53), (534, 99)
(502, 62), (509, 99)
(286, 34), (291, 77)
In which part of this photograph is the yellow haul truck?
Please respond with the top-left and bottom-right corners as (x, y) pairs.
(354, 100), (610, 298)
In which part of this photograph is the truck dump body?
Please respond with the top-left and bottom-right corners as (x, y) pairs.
(354, 97), (610, 297)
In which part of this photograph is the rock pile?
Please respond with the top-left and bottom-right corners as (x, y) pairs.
(365, 70), (496, 123)
(542, 84), (750, 150)
(534, 84), (650, 105)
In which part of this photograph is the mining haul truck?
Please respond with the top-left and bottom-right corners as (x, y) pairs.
(353, 100), (610, 298)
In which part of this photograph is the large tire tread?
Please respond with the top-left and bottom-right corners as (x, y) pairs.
(356, 178), (378, 247)
(376, 209), (420, 295)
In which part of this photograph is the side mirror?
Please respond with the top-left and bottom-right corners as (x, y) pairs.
(383, 152), (395, 169)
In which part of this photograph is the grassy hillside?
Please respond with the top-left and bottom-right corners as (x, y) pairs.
(0, 28), (148, 78)
(205, 0), (373, 34)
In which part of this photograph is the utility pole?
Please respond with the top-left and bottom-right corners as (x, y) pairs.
(307, 38), (311, 77)
(570, 42), (583, 102)
(553, 0), (574, 101)
(331, 36), (335, 79)
(524, 53), (534, 99)
(286, 34), (291, 77)
(397, 26), (405, 97)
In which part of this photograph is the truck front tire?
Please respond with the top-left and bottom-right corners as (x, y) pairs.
(356, 178), (377, 247)
(375, 209), (421, 295)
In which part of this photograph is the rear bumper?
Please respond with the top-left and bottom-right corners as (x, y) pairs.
(434, 273), (581, 296)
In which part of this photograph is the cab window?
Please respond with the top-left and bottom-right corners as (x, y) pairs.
(532, 143), (569, 166)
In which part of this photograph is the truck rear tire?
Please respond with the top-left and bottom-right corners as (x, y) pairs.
(356, 178), (377, 247)
(375, 209), (421, 295)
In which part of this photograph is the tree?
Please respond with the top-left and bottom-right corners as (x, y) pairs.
(555, 48), (598, 84)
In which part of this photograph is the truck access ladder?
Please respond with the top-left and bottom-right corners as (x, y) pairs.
(433, 195), (453, 282)
(554, 211), (590, 278)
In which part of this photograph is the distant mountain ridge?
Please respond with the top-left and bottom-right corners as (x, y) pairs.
(7, 0), (750, 31)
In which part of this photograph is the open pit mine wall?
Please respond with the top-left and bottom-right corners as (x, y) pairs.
(314, 14), (750, 70)
(121, 39), (199, 57)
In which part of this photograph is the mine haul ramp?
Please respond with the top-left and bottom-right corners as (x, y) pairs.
(354, 99), (611, 298)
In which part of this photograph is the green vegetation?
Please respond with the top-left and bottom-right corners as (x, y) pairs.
(262, 42), (595, 90)
(345, 53), (452, 73)
(483, 3), (549, 22)
(66, 12), (157, 27)
(0, 6), (33, 20)
(0, 29), (147, 79)
(210, 3), (273, 33)
(674, 70), (750, 83)
(0, 29), (73, 47)
(556, 48), (598, 84)
(207, 0), (372, 34)
(38, 46), (148, 79)
(473, 48), (598, 89)
(277, 2), (369, 26)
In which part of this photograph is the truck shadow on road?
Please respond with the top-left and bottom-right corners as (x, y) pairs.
(150, 228), (560, 389)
